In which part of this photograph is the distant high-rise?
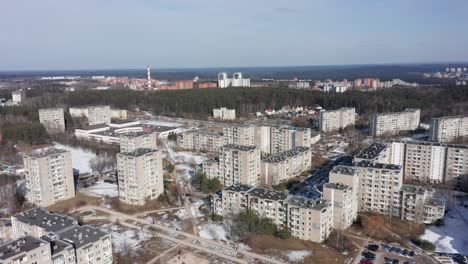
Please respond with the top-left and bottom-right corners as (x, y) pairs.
(147, 64), (151, 89)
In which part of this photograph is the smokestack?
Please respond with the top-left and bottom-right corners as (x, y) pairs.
(147, 64), (151, 89)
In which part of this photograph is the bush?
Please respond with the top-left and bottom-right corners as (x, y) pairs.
(410, 237), (435, 251)
(192, 172), (222, 193)
(231, 209), (290, 239)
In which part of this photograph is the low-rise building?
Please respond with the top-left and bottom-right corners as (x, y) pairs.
(117, 148), (164, 205)
(12, 89), (26, 103)
(318, 108), (355, 133)
(429, 115), (468, 142)
(39, 108), (65, 133)
(261, 146), (311, 185)
(177, 130), (224, 152)
(22, 148), (75, 207)
(370, 108), (420, 137)
(213, 107), (236, 120)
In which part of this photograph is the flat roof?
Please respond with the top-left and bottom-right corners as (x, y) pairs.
(222, 144), (258, 151)
(401, 184), (426, 195)
(355, 143), (387, 160)
(13, 208), (78, 234)
(324, 182), (351, 191)
(432, 115), (467, 120)
(58, 225), (109, 249)
(355, 160), (402, 170)
(330, 165), (358, 176)
(0, 236), (48, 261)
(248, 188), (288, 201)
(262, 146), (310, 163)
(80, 123), (109, 130)
(225, 184), (253, 193)
(23, 148), (69, 158)
(41, 236), (72, 256)
(287, 197), (330, 210)
(426, 198), (446, 207)
(118, 148), (158, 157)
(119, 131), (155, 138)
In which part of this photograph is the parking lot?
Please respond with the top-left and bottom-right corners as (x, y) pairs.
(359, 243), (425, 264)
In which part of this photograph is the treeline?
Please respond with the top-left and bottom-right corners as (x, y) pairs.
(0, 123), (48, 144)
(55, 85), (468, 120)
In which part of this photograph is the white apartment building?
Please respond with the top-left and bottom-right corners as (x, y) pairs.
(404, 142), (447, 183)
(117, 148), (164, 206)
(355, 161), (403, 217)
(318, 107), (356, 133)
(212, 185), (333, 243)
(119, 131), (157, 153)
(39, 107), (65, 133)
(0, 236), (53, 264)
(223, 125), (255, 146)
(429, 115), (468, 142)
(23, 148), (75, 207)
(254, 125), (312, 154)
(213, 107), (236, 120)
(10, 208), (113, 264)
(400, 185), (445, 224)
(261, 146), (311, 185)
(69, 106), (111, 125)
(370, 108), (420, 137)
(218, 72), (251, 88)
(204, 145), (261, 187)
(445, 145), (468, 188)
(177, 129), (224, 152)
(12, 89), (25, 103)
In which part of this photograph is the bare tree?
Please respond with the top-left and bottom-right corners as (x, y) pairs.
(89, 154), (115, 176)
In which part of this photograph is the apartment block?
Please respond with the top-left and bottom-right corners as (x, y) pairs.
(12, 89), (26, 103)
(400, 184), (445, 224)
(370, 108), (420, 137)
(254, 125), (312, 154)
(10, 208), (112, 264)
(212, 184), (333, 243)
(213, 107), (236, 120)
(404, 142), (447, 183)
(58, 226), (113, 264)
(39, 108), (65, 133)
(220, 145), (261, 187)
(119, 131), (157, 152)
(177, 130), (224, 152)
(445, 145), (468, 188)
(355, 161), (403, 216)
(23, 148), (75, 207)
(318, 107), (355, 132)
(429, 115), (468, 143)
(0, 236), (52, 264)
(261, 146), (311, 185)
(117, 148), (164, 205)
(202, 158), (223, 182)
(69, 106), (111, 125)
(325, 165), (360, 230)
(223, 125), (255, 146)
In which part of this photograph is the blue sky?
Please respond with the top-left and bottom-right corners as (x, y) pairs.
(1, 0), (468, 70)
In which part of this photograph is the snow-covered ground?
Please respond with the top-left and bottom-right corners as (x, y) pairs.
(190, 199), (206, 218)
(286, 250), (312, 262)
(198, 223), (230, 241)
(420, 202), (468, 255)
(143, 120), (182, 127)
(100, 223), (152, 253)
(79, 181), (118, 198)
(53, 143), (96, 173)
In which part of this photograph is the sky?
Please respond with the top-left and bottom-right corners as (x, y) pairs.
(1, 0), (468, 70)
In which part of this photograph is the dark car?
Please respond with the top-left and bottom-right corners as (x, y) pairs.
(392, 259), (399, 264)
(367, 244), (379, 252)
(385, 257), (393, 264)
(408, 251), (415, 257)
(402, 249), (409, 256)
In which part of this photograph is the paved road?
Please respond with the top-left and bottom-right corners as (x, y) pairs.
(75, 205), (284, 264)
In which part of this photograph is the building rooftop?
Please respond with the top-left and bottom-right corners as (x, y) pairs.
(373, 108), (420, 117)
(248, 188), (288, 201)
(41, 236), (73, 256)
(355, 143), (387, 160)
(13, 208), (78, 235)
(401, 184), (427, 195)
(186, 129), (223, 137)
(118, 148), (158, 157)
(330, 165), (358, 176)
(0, 236), (48, 261)
(23, 148), (69, 158)
(262, 146), (310, 163)
(225, 184), (253, 193)
(287, 197), (330, 210)
(222, 144), (258, 151)
(426, 198), (446, 208)
(355, 160), (402, 170)
(39, 107), (63, 112)
(324, 182), (351, 191)
(119, 131), (155, 138)
(432, 115), (468, 120)
(79, 123), (109, 131)
(58, 225), (109, 249)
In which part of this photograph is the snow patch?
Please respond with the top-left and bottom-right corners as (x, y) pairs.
(198, 223), (229, 241)
(100, 224), (152, 253)
(287, 250), (312, 262)
(53, 143), (96, 173)
(79, 181), (118, 198)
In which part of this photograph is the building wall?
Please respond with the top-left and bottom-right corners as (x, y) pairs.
(0, 237), (52, 264)
(120, 132), (157, 153)
(430, 115), (468, 142)
(213, 107), (236, 120)
(404, 143), (446, 183)
(319, 108), (355, 132)
(74, 234), (113, 264)
(88, 106), (111, 125)
(445, 146), (468, 188)
(261, 147), (311, 185)
(223, 125), (255, 146)
(177, 130), (224, 152)
(23, 150), (75, 207)
(39, 108), (65, 133)
(117, 150), (164, 205)
(221, 146), (261, 187)
(370, 109), (420, 137)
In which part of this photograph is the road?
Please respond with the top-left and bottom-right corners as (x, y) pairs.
(76, 205), (283, 264)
